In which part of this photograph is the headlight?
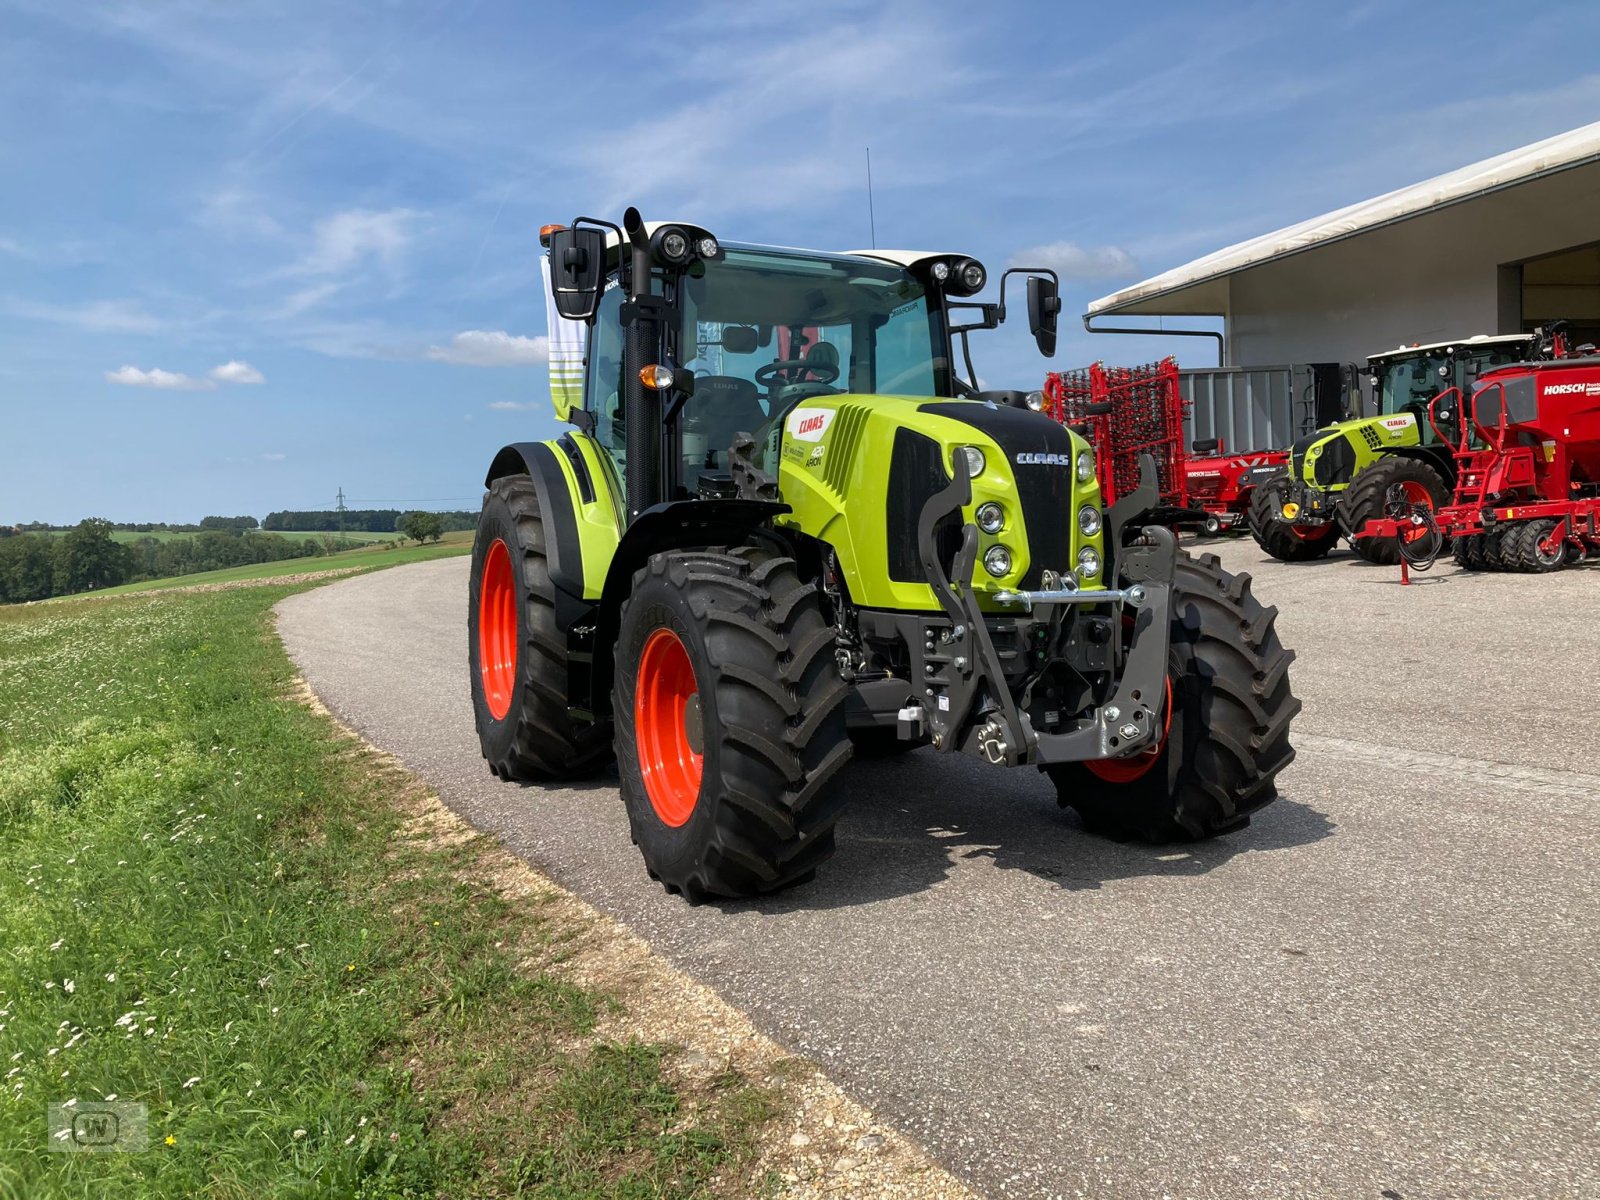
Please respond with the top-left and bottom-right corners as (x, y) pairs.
(1078, 505), (1102, 536)
(982, 545), (1012, 577)
(696, 236), (719, 259)
(959, 445), (985, 478)
(959, 261), (986, 291)
(657, 228), (690, 263)
(1076, 547), (1101, 579)
(1076, 449), (1095, 483)
(975, 502), (1005, 533)
(1024, 389), (1046, 412)
(930, 261), (950, 281)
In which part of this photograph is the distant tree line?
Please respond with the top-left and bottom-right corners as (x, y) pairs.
(0, 519), (329, 604)
(262, 509), (475, 533)
(7, 515), (260, 535)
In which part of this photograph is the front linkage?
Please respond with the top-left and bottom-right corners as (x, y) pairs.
(894, 450), (1175, 769)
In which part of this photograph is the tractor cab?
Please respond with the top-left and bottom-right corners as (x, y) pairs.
(1367, 334), (1536, 444)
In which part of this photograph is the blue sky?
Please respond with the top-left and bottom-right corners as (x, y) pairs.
(3, 0), (1598, 523)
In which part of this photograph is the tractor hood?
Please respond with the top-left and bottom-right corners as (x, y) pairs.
(769, 394), (1102, 612)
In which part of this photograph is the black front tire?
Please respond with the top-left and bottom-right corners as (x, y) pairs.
(614, 549), (852, 900)
(469, 476), (612, 781)
(1339, 457), (1450, 565)
(1047, 551), (1300, 842)
(1247, 479), (1338, 562)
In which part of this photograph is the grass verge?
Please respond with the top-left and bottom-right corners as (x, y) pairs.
(0, 581), (781, 1198)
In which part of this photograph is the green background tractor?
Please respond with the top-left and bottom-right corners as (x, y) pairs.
(467, 208), (1299, 900)
(1248, 334), (1536, 563)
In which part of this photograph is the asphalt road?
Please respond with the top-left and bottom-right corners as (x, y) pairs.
(277, 541), (1600, 1199)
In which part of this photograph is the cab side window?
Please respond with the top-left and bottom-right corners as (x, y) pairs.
(586, 283), (625, 479)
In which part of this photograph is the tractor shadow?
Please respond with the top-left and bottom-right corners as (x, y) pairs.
(739, 749), (1334, 913)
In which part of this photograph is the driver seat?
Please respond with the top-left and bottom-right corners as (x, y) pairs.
(691, 375), (767, 468)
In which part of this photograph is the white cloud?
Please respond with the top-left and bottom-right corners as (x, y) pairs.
(209, 359), (265, 384)
(273, 282), (342, 319)
(1010, 241), (1140, 282)
(430, 330), (549, 367)
(293, 208), (416, 276)
(487, 400), (540, 411)
(105, 365), (214, 391)
(259, 452), (286, 461)
(9, 297), (162, 333)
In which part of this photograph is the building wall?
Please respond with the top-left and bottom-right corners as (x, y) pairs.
(1224, 163), (1600, 374)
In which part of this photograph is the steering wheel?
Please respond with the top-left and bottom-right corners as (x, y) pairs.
(755, 359), (838, 388)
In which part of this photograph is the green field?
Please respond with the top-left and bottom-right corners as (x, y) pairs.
(0, 565), (779, 1197)
(32, 529), (406, 547)
(84, 532), (472, 597)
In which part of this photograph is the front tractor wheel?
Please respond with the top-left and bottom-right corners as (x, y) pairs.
(1047, 551), (1300, 842)
(469, 476), (611, 781)
(614, 549), (852, 900)
(1246, 478), (1338, 562)
(1339, 457), (1450, 565)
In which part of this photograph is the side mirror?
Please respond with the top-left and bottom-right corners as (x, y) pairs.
(1027, 275), (1061, 358)
(547, 226), (607, 321)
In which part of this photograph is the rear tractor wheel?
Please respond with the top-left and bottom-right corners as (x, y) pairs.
(613, 549), (852, 900)
(1046, 551), (1299, 842)
(1247, 479), (1338, 562)
(469, 476), (611, 781)
(1339, 457), (1450, 566)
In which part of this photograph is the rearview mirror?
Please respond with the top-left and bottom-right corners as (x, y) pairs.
(1027, 275), (1061, 358)
(720, 325), (758, 355)
(547, 226), (606, 321)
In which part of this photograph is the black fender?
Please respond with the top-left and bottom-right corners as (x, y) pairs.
(588, 497), (791, 719)
(484, 440), (595, 637)
(1381, 443), (1457, 487)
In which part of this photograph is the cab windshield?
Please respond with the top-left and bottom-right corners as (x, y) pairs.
(676, 248), (946, 473)
(1377, 352), (1452, 419)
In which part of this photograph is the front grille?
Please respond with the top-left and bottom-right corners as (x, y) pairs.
(885, 428), (960, 583)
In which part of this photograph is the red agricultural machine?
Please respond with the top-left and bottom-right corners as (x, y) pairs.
(1361, 352), (1600, 578)
(1043, 357), (1288, 533)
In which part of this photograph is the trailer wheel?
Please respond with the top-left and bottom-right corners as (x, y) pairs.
(1046, 551), (1299, 842)
(1450, 533), (1488, 571)
(1507, 519), (1566, 573)
(1246, 479), (1338, 562)
(1202, 514), (1223, 537)
(614, 549), (851, 900)
(1340, 457), (1450, 565)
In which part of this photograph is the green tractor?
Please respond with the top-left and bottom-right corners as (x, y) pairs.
(1248, 334), (1538, 563)
(468, 208), (1299, 899)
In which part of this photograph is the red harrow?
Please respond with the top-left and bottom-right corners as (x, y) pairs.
(1043, 357), (1287, 532)
(1361, 353), (1600, 581)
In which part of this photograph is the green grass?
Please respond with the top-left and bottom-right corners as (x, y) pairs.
(0, 576), (780, 1198)
(87, 533), (472, 597)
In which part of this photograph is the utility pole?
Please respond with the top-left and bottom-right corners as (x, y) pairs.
(336, 487), (347, 535)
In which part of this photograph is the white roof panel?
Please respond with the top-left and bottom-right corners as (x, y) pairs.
(1088, 120), (1600, 317)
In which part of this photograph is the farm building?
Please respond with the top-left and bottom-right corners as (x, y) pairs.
(1087, 120), (1600, 382)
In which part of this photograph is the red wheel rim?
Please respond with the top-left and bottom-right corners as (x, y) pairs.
(634, 627), (703, 827)
(1085, 677), (1173, 784)
(478, 537), (516, 721)
(1398, 480), (1434, 508)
